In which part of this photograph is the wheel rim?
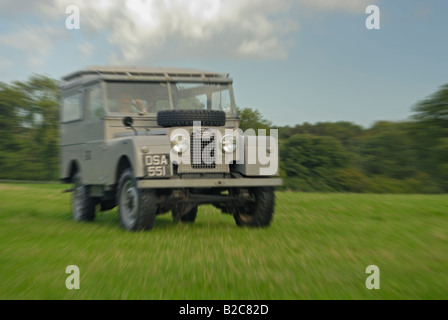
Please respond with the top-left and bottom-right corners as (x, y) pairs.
(120, 179), (139, 227)
(236, 190), (256, 222)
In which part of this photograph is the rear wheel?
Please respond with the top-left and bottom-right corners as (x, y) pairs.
(233, 187), (275, 228)
(117, 169), (157, 231)
(72, 172), (97, 222)
(172, 206), (198, 223)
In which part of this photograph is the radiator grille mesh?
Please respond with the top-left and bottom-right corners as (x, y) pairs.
(178, 128), (229, 174)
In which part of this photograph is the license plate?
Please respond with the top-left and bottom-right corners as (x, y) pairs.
(144, 155), (170, 178)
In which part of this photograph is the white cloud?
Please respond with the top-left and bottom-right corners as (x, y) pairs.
(0, 25), (66, 67)
(0, 28), (48, 56)
(0, 0), (379, 66)
(298, 0), (378, 12)
(78, 42), (95, 58)
(0, 58), (12, 70)
(27, 56), (45, 68)
(79, 0), (299, 62)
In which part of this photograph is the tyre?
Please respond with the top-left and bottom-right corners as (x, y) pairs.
(117, 169), (157, 231)
(233, 187), (275, 227)
(172, 206), (198, 223)
(72, 172), (97, 222)
(157, 110), (226, 127)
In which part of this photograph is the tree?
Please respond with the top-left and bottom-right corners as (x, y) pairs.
(0, 74), (60, 180)
(236, 107), (272, 132)
(353, 121), (419, 180)
(412, 84), (448, 128)
(280, 134), (349, 191)
(411, 84), (448, 191)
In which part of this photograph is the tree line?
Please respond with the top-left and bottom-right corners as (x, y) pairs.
(0, 75), (59, 181)
(238, 87), (447, 194)
(0, 75), (446, 193)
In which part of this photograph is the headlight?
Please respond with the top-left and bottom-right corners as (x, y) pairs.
(219, 134), (237, 153)
(171, 134), (189, 153)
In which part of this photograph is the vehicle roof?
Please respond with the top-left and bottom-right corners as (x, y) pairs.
(62, 66), (231, 82)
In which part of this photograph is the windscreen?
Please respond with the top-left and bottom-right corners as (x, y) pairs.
(172, 82), (236, 116)
(105, 81), (236, 117)
(105, 81), (171, 115)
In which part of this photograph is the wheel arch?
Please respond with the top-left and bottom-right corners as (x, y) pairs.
(115, 155), (134, 185)
(63, 160), (81, 183)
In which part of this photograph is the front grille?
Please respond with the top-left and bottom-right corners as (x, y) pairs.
(191, 128), (216, 169)
(178, 128), (229, 174)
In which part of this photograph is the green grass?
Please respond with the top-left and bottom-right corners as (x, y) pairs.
(0, 183), (447, 300)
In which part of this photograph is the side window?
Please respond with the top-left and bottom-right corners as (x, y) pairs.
(62, 93), (82, 122)
(88, 86), (104, 119)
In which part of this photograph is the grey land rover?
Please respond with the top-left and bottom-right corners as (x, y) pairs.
(60, 66), (282, 231)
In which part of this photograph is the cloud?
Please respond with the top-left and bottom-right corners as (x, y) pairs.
(77, 0), (299, 62)
(0, 0), (378, 66)
(0, 58), (12, 70)
(0, 1), (52, 18)
(0, 25), (67, 67)
(412, 4), (432, 21)
(298, 0), (378, 13)
(78, 42), (95, 58)
(0, 0), (299, 63)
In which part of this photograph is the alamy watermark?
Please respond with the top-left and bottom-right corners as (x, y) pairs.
(65, 5), (80, 30)
(168, 121), (279, 176)
(366, 5), (380, 30)
(65, 263), (381, 291)
(365, 265), (380, 289)
(66, 5), (380, 31)
(65, 265), (80, 290)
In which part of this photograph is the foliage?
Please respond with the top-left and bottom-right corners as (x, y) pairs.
(0, 74), (60, 180)
(277, 84), (448, 193)
(280, 134), (348, 191)
(0, 74), (446, 193)
(236, 106), (272, 132)
(410, 84), (448, 191)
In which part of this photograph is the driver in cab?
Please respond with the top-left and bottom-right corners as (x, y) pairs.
(114, 93), (147, 115)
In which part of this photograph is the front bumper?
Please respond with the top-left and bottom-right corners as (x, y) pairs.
(138, 177), (283, 189)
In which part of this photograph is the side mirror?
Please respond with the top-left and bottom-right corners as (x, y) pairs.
(123, 116), (137, 135)
(123, 116), (134, 127)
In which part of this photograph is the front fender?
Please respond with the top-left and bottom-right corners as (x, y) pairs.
(107, 135), (172, 183)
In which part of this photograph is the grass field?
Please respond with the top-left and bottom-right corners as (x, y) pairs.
(0, 182), (447, 300)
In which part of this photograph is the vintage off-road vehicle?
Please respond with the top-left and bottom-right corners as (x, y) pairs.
(60, 66), (282, 231)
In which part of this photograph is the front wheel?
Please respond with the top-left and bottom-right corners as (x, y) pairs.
(233, 187), (275, 228)
(117, 169), (157, 231)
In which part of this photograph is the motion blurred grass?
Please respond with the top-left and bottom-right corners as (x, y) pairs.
(0, 182), (447, 299)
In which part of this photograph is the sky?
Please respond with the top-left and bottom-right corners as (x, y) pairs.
(0, 0), (447, 128)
